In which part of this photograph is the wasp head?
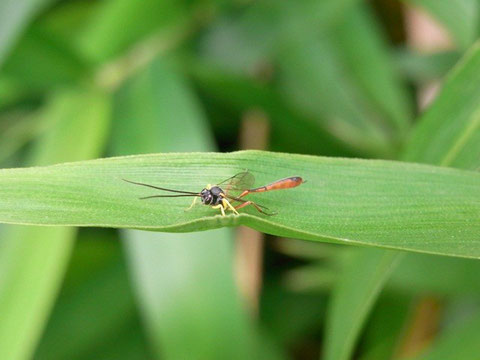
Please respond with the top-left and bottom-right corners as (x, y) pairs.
(200, 188), (213, 205)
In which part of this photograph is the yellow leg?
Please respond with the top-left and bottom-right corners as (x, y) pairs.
(212, 204), (226, 216)
(223, 198), (239, 215)
(185, 196), (198, 211)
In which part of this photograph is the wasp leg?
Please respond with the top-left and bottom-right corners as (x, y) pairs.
(212, 204), (226, 216)
(184, 196), (198, 211)
(222, 198), (239, 215)
(234, 201), (276, 216)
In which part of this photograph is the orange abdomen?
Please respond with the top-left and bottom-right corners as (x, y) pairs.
(239, 176), (304, 197)
(264, 176), (303, 191)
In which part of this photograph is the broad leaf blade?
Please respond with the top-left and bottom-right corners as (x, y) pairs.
(403, 41), (480, 169)
(324, 249), (406, 360)
(188, 62), (355, 157)
(358, 294), (412, 360)
(123, 230), (256, 359)
(0, 226), (75, 360)
(0, 152), (478, 258)
(334, 4), (412, 137)
(0, 88), (110, 360)
(199, 1), (409, 157)
(278, 37), (393, 157)
(323, 41), (480, 360)
(199, 0), (363, 73)
(324, 249), (401, 360)
(33, 250), (145, 360)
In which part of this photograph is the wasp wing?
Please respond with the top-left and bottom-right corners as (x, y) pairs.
(217, 171), (255, 197)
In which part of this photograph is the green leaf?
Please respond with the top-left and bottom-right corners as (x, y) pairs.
(278, 37), (393, 157)
(200, 1), (407, 157)
(28, 89), (110, 165)
(0, 226), (76, 360)
(324, 249), (401, 360)
(403, 41), (480, 169)
(403, 0), (479, 49)
(261, 281), (327, 346)
(0, 0), (53, 66)
(32, 229), (151, 360)
(0, 88), (110, 360)
(77, 322), (152, 360)
(77, 0), (188, 64)
(37, 1), (98, 46)
(111, 58), (215, 154)
(33, 251), (142, 360)
(359, 294), (411, 360)
(334, 4), (413, 137)
(322, 42), (480, 360)
(2, 25), (88, 90)
(0, 152), (478, 258)
(395, 49), (460, 84)
(276, 2), (412, 158)
(199, 0), (363, 73)
(0, 111), (48, 164)
(188, 61), (355, 157)
(124, 230), (259, 359)
(388, 253), (480, 296)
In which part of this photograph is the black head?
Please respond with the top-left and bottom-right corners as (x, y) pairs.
(200, 188), (213, 205)
(200, 186), (223, 206)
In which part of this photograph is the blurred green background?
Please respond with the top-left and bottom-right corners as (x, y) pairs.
(1, 0), (480, 359)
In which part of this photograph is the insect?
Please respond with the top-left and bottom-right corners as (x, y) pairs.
(124, 171), (304, 216)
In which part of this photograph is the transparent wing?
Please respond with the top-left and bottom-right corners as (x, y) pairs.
(217, 171), (255, 197)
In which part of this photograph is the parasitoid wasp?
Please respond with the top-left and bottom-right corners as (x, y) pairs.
(124, 171), (304, 216)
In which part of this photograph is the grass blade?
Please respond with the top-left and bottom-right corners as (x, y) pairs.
(0, 88), (110, 360)
(278, 37), (393, 157)
(188, 61), (355, 157)
(335, 3), (413, 137)
(323, 41), (480, 360)
(0, 226), (75, 360)
(32, 229), (151, 360)
(33, 256), (143, 360)
(403, 41), (480, 169)
(324, 249), (401, 360)
(0, 151), (478, 258)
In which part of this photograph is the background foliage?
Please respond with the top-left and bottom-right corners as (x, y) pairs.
(0, 0), (479, 359)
